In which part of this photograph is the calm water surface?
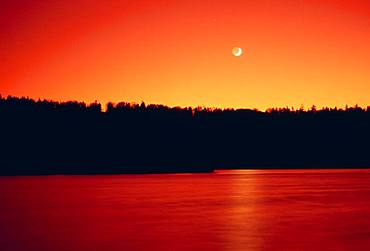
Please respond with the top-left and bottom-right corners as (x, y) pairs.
(0, 169), (370, 251)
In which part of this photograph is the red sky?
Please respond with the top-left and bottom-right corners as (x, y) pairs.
(1, 0), (370, 110)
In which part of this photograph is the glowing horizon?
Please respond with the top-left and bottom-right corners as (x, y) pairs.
(1, 0), (370, 110)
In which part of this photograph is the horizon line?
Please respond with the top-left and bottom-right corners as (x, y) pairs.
(1, 94), (370, 112)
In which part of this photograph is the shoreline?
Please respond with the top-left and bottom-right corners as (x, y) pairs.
(1, 166), (370, 176)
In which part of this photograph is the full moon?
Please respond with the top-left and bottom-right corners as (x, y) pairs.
(232, 47), (243, 57)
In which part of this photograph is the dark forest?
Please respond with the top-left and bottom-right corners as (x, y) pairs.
(1, 95), (369, 174)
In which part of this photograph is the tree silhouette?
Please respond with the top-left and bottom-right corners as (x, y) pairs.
(0, 95), (369, 175)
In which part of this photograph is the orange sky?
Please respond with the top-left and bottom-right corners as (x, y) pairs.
(1, 0), (370, 110)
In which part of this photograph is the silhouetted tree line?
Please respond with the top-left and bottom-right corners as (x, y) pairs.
(1, 95), (370, 174)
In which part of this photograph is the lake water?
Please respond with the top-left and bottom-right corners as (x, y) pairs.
(0, 169), (370, 251)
